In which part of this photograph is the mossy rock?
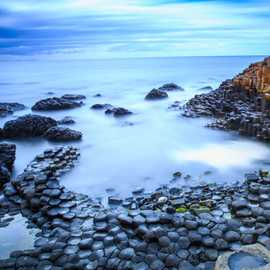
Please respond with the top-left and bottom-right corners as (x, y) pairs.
(175, 207), (188, 213)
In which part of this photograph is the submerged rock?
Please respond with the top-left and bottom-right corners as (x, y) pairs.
(145, 89), (168, 100)
(57, 116), (75, 125)
(2, 114), (57, 138)
(91, 104), (113, 110)
(32, 97), (82, 111)
(0, 143), (16, 184)
(44, 126), (82, 141)
(0, 102), (25, 117)
(61, 94), (86, 100)
(198, 86), (213, 91)
(159, 83), (184, 91)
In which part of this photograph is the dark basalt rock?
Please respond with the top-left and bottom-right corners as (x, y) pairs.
(0, 102), (25, 117)
(0, 143), (16, 184)
(2, 114), (57, 138)
(145, 89), (168, 100)
(32, 97), (82, 111)
(44, 126), (82, 141)
(61, 94), (86, 100)
(105, 107), (132, 117)
(91, 104), (113, 110)
(159, 83), (184, 91)
(57, 116), (75, 125)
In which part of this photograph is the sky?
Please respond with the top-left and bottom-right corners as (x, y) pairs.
(0, 0), (269, 59)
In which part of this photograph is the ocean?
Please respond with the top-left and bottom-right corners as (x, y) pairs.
(0, 55), (269, 199)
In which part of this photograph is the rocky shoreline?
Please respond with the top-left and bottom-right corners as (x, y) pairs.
(0, 58), (270, 269)
(181, 57), (270, 141)
(0, 146), (270, 269)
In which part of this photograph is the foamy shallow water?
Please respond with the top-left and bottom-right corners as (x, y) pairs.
(0, 56), (269, 197)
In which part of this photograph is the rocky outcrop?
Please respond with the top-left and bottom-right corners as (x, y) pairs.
(182, 57), (270, 141)
(32, 97), (82, 111)
(0, 144), (16, 184)
(91, 104), (133, 117)
(159, 83), (184, 91)
(0, 102), (25, 117)
(233, 56), (270, 94)
(2, 114), (57, 138)
(145, 89), (168, 100)
(44, 126), (82, 141)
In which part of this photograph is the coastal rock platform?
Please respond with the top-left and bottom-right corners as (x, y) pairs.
(1, 147), (270, 269)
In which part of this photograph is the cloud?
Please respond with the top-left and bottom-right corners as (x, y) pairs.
(0, 0), (269, 58)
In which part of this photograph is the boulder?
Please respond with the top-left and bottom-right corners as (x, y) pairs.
(32, 97), (82, 111)
(0, 144), (16, 184)
(44, 127), (82, 141)
(2, 114), (57, 138)
(0, 102), (25, 117)
(61, 94), (86, 100)
(159, 83), (184, 91)
(145, 89), (168, 100)
(105, 107), (132, 117)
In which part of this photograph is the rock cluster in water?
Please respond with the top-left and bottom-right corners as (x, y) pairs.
(1, 146), (270, 269)
(2, 114), (57, 138)
(0, 114), (82, 141)
(145, 83), (183, 101)
(145, 89), (168, 100)
(0, 102), (25, 118)
(91, 104), (133, 117)
(0, 143), (16, 185)
(180, 57), (270, 141)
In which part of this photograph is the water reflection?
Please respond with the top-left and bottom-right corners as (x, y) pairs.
(0, 215), (38, 259)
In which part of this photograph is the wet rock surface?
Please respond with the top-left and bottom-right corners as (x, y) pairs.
(145, 89), (168, 100)
(0, 144), (16, 185)
(0, 103), (25, 118)
(2, 114), (57, 138)
(44, 126), (82, 141)
(32, 97), (83, 111)
(2, 147), (270, 269)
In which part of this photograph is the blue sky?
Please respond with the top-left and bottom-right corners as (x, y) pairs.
(0, 0), (269, 58)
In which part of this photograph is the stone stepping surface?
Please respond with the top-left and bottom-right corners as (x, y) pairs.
(1, 148), (270, 269)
